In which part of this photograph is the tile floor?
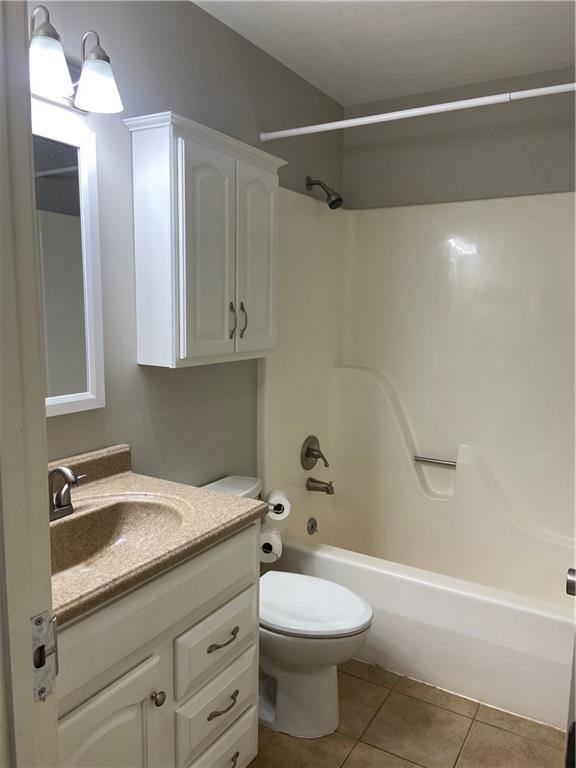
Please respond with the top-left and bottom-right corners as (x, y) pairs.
(250, 659), (566, 768)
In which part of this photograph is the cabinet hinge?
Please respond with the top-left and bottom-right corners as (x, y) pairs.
(31, 611), (58, 701)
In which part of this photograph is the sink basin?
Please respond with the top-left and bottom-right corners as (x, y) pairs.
(50, 494), (183, 575)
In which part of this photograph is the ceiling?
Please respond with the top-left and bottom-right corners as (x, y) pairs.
(194, 1), (575, 106)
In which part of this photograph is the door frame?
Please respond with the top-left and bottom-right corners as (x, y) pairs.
(0, 2), (59, 764)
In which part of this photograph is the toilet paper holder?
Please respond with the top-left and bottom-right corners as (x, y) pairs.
(261, 541), (279, 562)
(267, 501), (286, 515)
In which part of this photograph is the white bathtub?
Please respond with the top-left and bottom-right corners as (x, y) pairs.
(281, 535), (574, 728)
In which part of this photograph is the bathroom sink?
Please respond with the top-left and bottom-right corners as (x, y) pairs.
(50, 495), (183, 575)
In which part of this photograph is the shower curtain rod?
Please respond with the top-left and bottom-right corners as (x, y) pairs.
(259, 82), (576, 142)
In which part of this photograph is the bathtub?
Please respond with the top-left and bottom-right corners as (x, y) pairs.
(281, 535), (574, 728)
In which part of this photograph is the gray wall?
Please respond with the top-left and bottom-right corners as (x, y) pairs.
(343, 68), (575, 209)
(45, 1), (343, 485)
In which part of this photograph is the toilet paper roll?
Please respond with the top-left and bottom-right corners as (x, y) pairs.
(265, 489), (291, 522)
(259, 526), (283, 564)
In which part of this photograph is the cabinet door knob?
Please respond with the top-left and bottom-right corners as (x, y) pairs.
(229, 302), (238, 339)
(230, 751), (240, 767)
(207, 625), (240, 654)
(239, 302), (248, 339)
(150, 690), (166, 707)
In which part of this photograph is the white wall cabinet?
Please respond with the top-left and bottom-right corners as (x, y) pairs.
(236, 161), (277, 354)
(57, 524), (261, 768)
(126, 113), (285, 367)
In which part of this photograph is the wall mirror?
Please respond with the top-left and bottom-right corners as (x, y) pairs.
(31, 98), (104, 416)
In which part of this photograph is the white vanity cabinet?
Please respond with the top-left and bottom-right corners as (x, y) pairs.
(58, 654), (173, 768)
(57, 524), (261, 768)
(125, 113), (286, 368)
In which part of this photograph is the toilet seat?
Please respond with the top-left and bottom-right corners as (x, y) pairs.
(259, 571), (373, 639)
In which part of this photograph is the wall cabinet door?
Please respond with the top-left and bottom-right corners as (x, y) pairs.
(178, 139), (236, 362)
(236, 161), (277, 354)
(58, 654), (173, 768)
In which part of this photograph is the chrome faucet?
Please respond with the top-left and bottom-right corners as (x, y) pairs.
(48, 466), (84, 522)
(306, 477), (335, 495)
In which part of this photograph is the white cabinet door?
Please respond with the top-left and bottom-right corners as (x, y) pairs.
(178, 139), (236, 362)
(236, 161), (277, 354)
(58, 654), (173, 768)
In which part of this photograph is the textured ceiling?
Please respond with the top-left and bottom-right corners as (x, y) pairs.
(194, 1), (575, 106)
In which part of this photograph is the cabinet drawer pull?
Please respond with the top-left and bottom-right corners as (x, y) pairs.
(231, 751), (240, 767)
(239, 302), (248, 339)
(207, 626), (240, 654)
(207, 689), (239, 721)
(229, 302), (238, 339)
(150, 690), (166, 707)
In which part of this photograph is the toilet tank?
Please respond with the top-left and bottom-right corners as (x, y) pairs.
(203, 475), (262, 499)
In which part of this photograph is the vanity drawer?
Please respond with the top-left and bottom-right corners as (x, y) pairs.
(58, 525), (259, 702)
(186, 705), (257, 768)
(176, 646), (257, 767)
(175, 586), (257, 701)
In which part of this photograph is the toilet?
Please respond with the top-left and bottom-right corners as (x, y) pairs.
(204, 475), (374, 738)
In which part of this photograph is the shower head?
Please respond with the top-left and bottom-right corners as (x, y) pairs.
(305, 176), (343, 210)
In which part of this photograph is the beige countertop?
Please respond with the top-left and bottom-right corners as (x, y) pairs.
(50, 445), (266, 625)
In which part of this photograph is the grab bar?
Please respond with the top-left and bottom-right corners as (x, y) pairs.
(414, 456), (457, 468)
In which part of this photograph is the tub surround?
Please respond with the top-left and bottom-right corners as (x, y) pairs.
(49, 445), (267, 624)
(261, 189), (574, 607)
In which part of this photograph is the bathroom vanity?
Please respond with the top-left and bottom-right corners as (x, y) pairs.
(51, 445), (266, 768)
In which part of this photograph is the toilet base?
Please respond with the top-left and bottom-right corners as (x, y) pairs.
(259, 652), (339, 738)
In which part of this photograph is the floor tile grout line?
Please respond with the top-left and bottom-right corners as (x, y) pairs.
(340, 668), (401, 690)
(378, 686), (477, 721)
(353, 688), (439, 768)
(470, 718), (566, 752)
(343, 663), (565, 743)
(354, 686), (393, 743)
(340, 668), (564, 756)
(359, 740), (430, 768)
(342, 669), (481, 719)
(337, 733), (360, 768)
(472, 703), (564, 733)
(393, 680), (481, 718)
(451, 709), (477, 768)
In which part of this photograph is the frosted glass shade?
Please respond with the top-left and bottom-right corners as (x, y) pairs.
(29, 35), (74, 99)
(74, 58), (123, 114)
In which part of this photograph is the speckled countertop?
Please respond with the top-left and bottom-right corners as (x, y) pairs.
(49, 445), (266, 625)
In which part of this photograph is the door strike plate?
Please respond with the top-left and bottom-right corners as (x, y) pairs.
(31, 611), (58, 701)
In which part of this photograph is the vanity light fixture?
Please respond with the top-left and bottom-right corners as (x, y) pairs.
(74, 30), (123, 114)
(29, 5), (74, 100)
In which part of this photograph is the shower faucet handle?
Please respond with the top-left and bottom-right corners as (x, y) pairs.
(306, 446), (329, 468)
(301, 435), (330, 469)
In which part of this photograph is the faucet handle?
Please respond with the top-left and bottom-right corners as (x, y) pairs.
(301, 435), (330, 469)
(308, 446), (329, 468)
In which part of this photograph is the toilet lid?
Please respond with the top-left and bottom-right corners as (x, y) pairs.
(259, 571), (373, 638)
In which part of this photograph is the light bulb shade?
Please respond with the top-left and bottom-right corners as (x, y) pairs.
(29, 35), (74, 99)
(74, 58), (123, 113)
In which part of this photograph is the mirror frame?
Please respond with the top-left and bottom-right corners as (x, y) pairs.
(31, 97), (105, 417)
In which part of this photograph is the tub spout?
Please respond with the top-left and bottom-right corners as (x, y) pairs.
(306, 477), (335, 495)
